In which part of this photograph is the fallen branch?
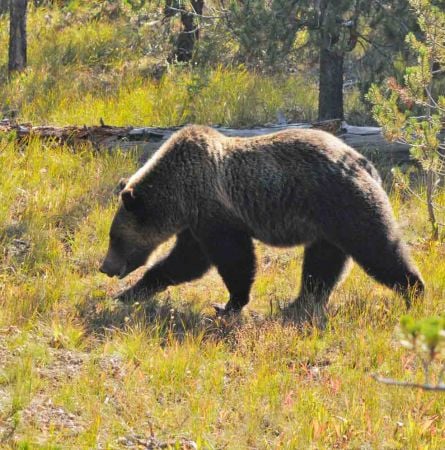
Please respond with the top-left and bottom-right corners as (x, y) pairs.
(0, 120), (166, 147)
(0, 119), (414, 167)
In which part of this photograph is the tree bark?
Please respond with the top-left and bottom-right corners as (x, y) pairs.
(318, 47), (344, 121)
(426, 168), (439, 240)
(167, 0), (204, 62)
(8, 0), (28, 75)
(317, 0), (345, 121)
(0, 0), (8, 15)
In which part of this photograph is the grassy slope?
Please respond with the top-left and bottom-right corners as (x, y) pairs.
(0, 139), (445, 449)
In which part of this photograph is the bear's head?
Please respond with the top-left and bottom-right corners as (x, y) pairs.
(100, 180), (175, 279)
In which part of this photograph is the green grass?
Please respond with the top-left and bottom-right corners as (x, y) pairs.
(1, 138), (445, 448)
(0, 5), (369, 127)
(0, 3), (443, 448)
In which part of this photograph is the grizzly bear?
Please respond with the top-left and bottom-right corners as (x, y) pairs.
(100, 125), (424, 323)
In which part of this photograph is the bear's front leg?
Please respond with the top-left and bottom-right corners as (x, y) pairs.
(114, 266), (169, 302)
(115, 229), (211, 302)
(195, 224), (256, 314)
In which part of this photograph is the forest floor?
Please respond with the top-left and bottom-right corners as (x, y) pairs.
(1, 138), (445, 449)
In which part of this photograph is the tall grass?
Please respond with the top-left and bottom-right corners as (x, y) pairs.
(3, 65), (321, 127)
(0, 6), (367, 127)
(0, 139), (136, 324)
(32, 68), (319, 127)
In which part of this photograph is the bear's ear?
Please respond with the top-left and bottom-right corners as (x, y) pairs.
(121, 188), (143, 213)
(114, 177), (129, 196)
(118, 177), (129, 192)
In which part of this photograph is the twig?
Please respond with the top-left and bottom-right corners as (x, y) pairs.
(412, 97), (445, 114)
(425, 86), (441, 110)
(179, 26), (202, 34)
(356, 32), (392, 58)
(372, 374), (445, 391)
(165, 6), (225, 20)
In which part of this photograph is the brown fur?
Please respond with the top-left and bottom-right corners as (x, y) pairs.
(100, 125), (424, 322)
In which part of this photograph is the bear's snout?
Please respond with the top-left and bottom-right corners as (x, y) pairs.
(99, 262), (116, 277)
(99, 258), (126, 278)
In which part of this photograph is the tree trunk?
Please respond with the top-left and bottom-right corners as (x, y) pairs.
(174, 0), (204, 62)
(426, 168), (439, 240)
(317, 0), (345, 121)
(318, 47), (344, 121)
(8, 0), (28, 75)
(0, 0), (8, 14)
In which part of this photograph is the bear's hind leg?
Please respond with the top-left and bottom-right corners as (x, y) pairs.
(196, 225), (256, 314)
(117, 229), (211, 301)
(347, 237), (424, 307)
(287, 240), (350, 326)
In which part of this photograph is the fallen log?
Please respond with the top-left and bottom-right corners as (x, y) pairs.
(0, 118), (413, 169)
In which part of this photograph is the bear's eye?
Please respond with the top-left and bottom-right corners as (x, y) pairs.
(110, 232), (122, 246)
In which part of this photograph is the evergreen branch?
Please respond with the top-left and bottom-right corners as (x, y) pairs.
(355, 32), (391, 58)
(373, 0), (411, 33)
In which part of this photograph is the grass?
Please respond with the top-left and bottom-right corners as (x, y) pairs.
(0, 5), (369, 127)
(0, 2), (443, 448)
(0, 137), (445, 449)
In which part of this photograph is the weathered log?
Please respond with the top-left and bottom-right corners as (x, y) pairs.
(0, 119), (413, 168)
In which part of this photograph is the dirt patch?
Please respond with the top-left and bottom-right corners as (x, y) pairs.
(0, 330), (89, 444)
(20, 396), (85, 436)
(37, 348), (87, 383)
(1, 396), (85, 445)
(98, 354), (127, 379)
(0, 388), (12, 438)
(117, 433), (197, 449)
(0, 325), (21, 365)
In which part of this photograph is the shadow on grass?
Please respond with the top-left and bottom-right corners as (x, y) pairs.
(76, 290), (259, 346)
(77, 288), (324, 351)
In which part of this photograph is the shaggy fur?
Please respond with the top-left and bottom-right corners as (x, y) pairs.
(100, 125), (424, 322)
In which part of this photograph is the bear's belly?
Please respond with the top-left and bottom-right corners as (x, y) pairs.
(248, 217), (319, 248)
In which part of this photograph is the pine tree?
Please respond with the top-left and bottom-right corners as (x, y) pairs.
(164, 0), (205, 62)
(301, 0), (415, 120)
(224, 0), (300, 68)
(368, 0), (445, 240)
(0, 0), (8, 15)
(222, 0), (415, 120)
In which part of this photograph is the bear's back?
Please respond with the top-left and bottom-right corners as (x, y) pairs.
(217, 128), (378, 189)
(222, 128), (361, 168)
(211, 128), (383, 246)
